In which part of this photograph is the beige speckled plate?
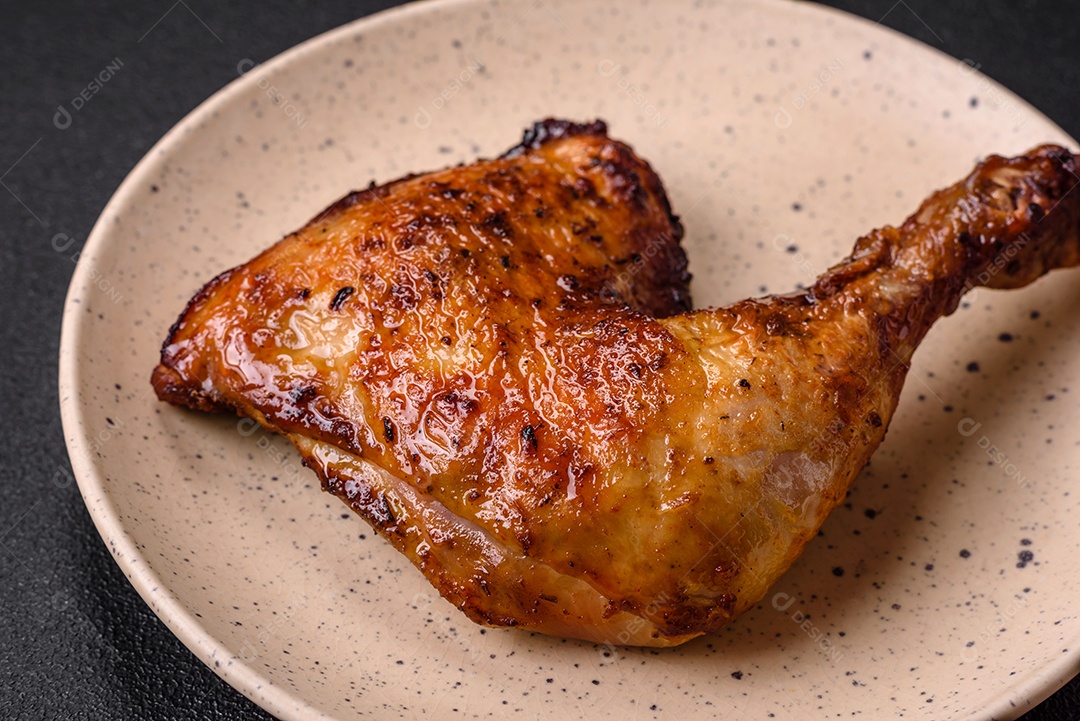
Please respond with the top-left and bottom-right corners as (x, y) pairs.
(59, 0), (1080, 718)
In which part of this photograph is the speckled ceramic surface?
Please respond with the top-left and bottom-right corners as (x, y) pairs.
(59, 0), (1080, 718)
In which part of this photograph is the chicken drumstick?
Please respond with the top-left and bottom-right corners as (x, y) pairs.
(153, 120), (1079, 646)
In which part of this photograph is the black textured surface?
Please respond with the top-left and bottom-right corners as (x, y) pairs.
(1, 0), (1077, 719)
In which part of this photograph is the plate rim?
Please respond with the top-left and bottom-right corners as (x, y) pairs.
(57, 0), (1080, 719)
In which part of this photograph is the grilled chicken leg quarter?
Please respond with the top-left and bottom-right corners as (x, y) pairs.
(153, 119), (1080, 647)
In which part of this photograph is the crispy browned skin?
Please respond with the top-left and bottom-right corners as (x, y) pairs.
(153, 119), (1080, 646)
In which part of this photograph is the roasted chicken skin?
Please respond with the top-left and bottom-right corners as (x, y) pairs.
(153, 119), (1080, 647)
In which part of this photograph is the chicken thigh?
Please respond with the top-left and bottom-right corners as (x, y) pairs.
(153, 119), (1080, 646)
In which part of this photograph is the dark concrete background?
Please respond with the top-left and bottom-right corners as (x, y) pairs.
(1, 0), (1077, 718)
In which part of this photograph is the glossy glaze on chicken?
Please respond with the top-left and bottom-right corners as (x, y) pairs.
(154, 120), (1080, 646)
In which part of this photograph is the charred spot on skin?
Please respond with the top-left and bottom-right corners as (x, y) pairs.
(737, 379), (751, 389)
(382, 417), (396, 444)
(539, 593), (558, 603)
(459, 248), (471, 258)
(504, 118), (608, 157)
(500, 255), (511, 268)
(290, 385), (317, 404)
(704, 456), (715, 465)
(765, 315), (787, 336)
(521, 424), (538, 451)
(329, 418), (357, 448)
(573, 177), (597, 199)
(570, 216), (596, 236)
(557, 274), (579, 292)
(395, 234), (420, 252)
(593, 146), (649, 207)
(440, 335), (452, 345)
(438, 391), (478, 416)
(867, 411), (883, 428)
(404, 213), (455, 234)
(330, 286), (355, 310)
(298, 288), (311, 299)
(358, 237), (385, 253)
(310, 181), (392, 224)
(480, 211), (513, 239)
(390, 284), (418, 309)
(1044, 145), (1074, 167)
(374, 493), (396, 525)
